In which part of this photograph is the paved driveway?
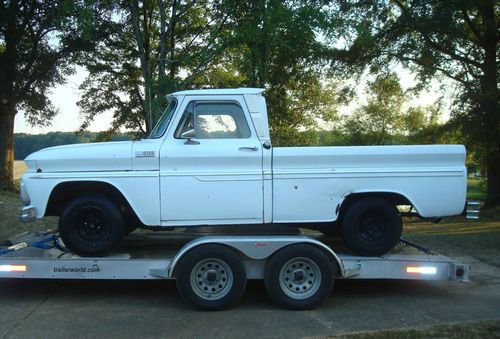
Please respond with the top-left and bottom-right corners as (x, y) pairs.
(1, 254), (500, 338)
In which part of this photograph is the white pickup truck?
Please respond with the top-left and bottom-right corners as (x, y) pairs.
(19, 88), (467, 256)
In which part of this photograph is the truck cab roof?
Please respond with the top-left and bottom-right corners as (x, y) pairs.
(169, 88), (265, 96)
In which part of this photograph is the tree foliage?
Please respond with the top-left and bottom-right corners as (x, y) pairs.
(345, 72), (406, 145)
(0, 0), (112, 188)
(225, 0), (338, 145)
(78, 0), (231, 135)
(79, 0), (339, 145)
(341, 72), (449, 146)
(330, 0), (499, 206)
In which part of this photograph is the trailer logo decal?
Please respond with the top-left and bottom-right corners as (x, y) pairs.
(54, 264), (101, 273)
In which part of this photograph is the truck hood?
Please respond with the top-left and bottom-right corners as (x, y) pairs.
(25, 141), (133, 172)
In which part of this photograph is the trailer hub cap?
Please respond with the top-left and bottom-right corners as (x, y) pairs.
(279, 257), (321, 300)
(190, 258), (233, 300)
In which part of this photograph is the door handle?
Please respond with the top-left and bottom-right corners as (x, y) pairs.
(239, 146), (258, 151)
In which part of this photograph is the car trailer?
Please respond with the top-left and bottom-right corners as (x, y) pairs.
(0, 230), (470, 310)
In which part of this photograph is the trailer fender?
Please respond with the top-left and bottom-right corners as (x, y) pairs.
(167, 235), (346, 278)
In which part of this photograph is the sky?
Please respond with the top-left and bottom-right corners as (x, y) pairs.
(13, 66), (451, 134)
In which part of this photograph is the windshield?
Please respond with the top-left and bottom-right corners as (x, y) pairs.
(149, 99), (178, 139)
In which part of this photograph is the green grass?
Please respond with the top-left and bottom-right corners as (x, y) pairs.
(402, 206), (500, 267)
(467, 177), (486, 201)
(0, 190), (57, 240)
(334, 319), (500, 338)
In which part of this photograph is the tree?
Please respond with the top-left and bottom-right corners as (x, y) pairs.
(0, 1), (111, 188)
(344, 72), (406, 145)
(226, 0), (338, 146)
(330, 0), (499, 206)
(79, 0), (231, 135)
(342, 72), (446, 146)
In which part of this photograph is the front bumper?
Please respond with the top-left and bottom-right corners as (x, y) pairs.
(19, 205), (36, 223)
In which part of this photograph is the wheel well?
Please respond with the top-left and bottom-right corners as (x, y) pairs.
(45, 181), (144, 227)
(338, 192), (413, 217)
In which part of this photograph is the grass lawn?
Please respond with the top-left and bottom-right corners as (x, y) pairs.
(0, 190), (57, 240)
(13, 160), (27, 181)
(467, 177), (487, 201)
(334, 319), (500, 338)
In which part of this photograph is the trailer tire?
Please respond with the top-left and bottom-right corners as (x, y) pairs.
(59, 195), (125, 256)
(175, 244), (247, 311)
(264, 244), (334, 310)
(341, 198), (402, 256)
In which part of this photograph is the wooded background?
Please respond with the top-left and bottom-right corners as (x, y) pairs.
(1, 0), (498, 206)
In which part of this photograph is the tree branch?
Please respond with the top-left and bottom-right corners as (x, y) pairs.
(461, 8), (484, 45)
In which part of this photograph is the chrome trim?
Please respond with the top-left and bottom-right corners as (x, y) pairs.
(19, 181), (30, 205)
(465, 200), (480, 219)
(19, 205), (36, 223)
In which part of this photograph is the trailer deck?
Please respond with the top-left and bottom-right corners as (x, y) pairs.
(0, 230), (469, 280)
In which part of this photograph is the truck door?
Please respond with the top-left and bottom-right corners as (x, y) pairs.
(159, 96), (264, 225)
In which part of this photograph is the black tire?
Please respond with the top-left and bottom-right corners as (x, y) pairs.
(59, 195), (126, 256)
(125, 225), (137, 234)
(175, 244), (247, 311)
(264, 244), (335, 310)
(341, 198), (402, 256)
(317, 222), (341, 237)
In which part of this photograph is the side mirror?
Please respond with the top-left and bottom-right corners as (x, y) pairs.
(180, 129), (199, 145)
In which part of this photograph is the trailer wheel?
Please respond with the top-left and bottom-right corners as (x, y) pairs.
(264, 244), (335, 310)
(175, 244), (247, 311)
(341, 198), (402, 256)
(59, 195), (125, 256)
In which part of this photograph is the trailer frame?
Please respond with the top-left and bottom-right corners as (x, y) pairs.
(0, 230), (470, 310)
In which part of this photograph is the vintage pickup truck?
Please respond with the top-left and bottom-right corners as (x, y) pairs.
(19, 88), (467, 256)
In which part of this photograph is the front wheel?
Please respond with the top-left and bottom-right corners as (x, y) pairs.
(59, 195), (126, 256)
(264, 244), (335, 310)
(175, 244), (247, 311)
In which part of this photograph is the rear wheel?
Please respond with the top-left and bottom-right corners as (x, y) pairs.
(59, 195), (125, 255)
(175, 244), (247, 310)
(264, 244), (335, 310)
(341, 198), (402, 256)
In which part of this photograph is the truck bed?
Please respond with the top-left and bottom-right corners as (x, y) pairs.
(272, 144), (467, 222)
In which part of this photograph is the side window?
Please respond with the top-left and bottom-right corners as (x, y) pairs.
(175, 101), (251, 139)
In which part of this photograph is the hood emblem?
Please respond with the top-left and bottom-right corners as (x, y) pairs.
(135, 151), (155, 158)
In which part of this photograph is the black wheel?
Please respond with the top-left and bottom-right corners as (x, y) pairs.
(175, 244), (247, 311)
(341, 198), (402, 256)
(264, 244), (335, 310)
(59, 195), (126, 255)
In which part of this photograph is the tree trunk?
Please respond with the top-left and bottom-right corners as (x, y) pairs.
(0, 104), (15, 190)
(485, 147), (500, 207)
(479, 0), (499, 207)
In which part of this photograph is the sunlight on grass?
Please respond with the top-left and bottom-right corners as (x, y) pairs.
(13, 160), (27, 180)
